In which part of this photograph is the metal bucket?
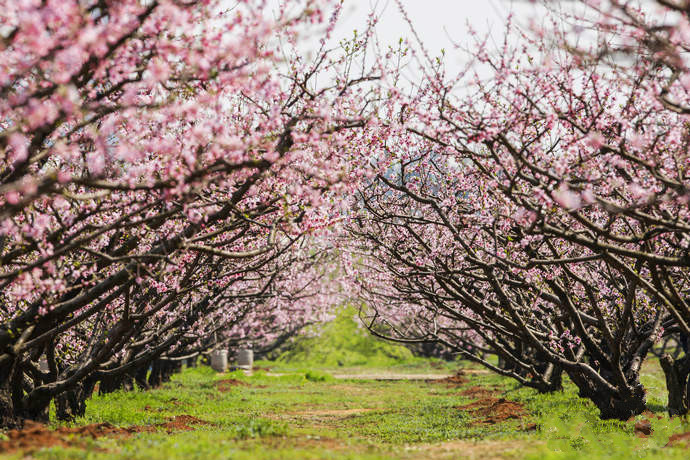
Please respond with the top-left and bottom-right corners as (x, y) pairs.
(210, 349), (228, 373)
(237, 348), (253, 371)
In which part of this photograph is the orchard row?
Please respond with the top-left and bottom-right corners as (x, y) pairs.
(1, 0), (689, 427)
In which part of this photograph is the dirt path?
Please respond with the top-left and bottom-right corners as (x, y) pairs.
(264, 368), (489, 380)
(283, 408), (381, 417)
(407, 440), (535, 460)
(331, 373), (453, 380)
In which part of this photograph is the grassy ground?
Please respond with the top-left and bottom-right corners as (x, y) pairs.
(1, 359), (690, 460)
(269, 306), (427, 368)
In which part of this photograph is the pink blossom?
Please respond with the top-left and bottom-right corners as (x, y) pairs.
(5, 191), (20, 205)
(552, 185), (582, 210)
(8, 133), (28, 163)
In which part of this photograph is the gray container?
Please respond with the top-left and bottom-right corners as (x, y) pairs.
(38, 356), (49, 373)
(210, 349), (228, 373)
(237, 348), (254, 371)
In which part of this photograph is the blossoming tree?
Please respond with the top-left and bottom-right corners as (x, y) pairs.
(0, 0), (387, 427)
(348, 0), (690, 419)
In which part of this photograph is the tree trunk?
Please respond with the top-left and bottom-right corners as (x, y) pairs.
(158, 360), (181, 384)
(98, 372), (135, 395)
(148, 360), (163, 388)
(660, 354), (690, 416)
(535, 364), (563, 393)
(0, 357), (51, 427)
(134, 364), (150, 390)
(0, 386), (22, 429)
(568, 370), (646, 420)
(55, 378), (96, 421)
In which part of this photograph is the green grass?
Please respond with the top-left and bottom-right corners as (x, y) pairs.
(268, 306), (432, 369)
(2, 359), (690, 460)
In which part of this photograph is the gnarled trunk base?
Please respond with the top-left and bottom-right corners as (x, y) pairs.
(660, 354), (690, 417)
(0, 388), (23, 429)
(570, 371), (647, 420)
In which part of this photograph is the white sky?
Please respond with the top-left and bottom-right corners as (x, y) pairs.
(336, 0), (512, 48)
(331, 0), (539, 74)
(258, 0), (546, 86)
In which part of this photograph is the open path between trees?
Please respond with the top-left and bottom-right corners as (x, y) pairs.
(1, 361), (689, 460)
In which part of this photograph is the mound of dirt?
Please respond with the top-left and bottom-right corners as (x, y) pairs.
(430, 371), (468, 387)
(626, 411), (662, 439)
(0, 420), (136, 453)
(0, 415), (212, 453)
(157, 415), (211, 432)
(460, 386), (492, 398)
(216, 379), (250, 392)
(457, 397), (526, 425)
(666, 432), (690, 448)
(634, 419), (653, 438)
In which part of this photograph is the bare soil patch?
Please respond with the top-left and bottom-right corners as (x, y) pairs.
(440, 372), (530, 427)
(410, 439), (534, 460)
(331, 373), (454, 381)
(633, 419), (653, 438)
(457, 397), (527, 426)
(256, 434), (354, 452)
(156, 415), (212, 432)
(626, 411), (662, 438)
(285, 408), (380, 417)
(667, 432), (690, 448)
(216, 378), (251, 392)
(268, 407), (383, 431)
(460, 386), (493, 398)
(429, 371), (469, 388)
(460, 369), (491, 374)
(0, 420), (134, 453)
(0, 415), (212, 453)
